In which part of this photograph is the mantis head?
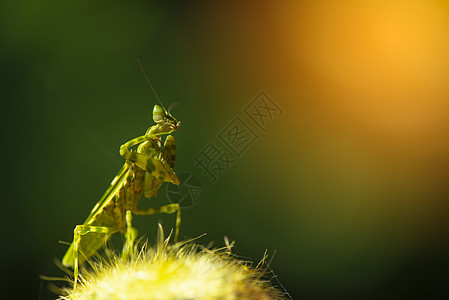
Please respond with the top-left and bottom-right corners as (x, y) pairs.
(152, 105), (180, 131)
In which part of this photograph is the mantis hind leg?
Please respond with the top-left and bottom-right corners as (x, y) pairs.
(72, 224), (119, 292)
(134, 203), (181, 242)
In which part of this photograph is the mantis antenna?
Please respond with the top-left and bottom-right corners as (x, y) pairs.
(136, 58), (168, 112)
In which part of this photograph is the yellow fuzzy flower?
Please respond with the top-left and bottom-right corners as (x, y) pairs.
(58, 227), (287, 300)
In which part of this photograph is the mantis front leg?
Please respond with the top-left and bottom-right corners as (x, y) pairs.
(120, 134), (180, 185)
(142, 135), (177, 198)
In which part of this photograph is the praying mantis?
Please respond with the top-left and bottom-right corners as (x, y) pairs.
(61, 103), (181, 291)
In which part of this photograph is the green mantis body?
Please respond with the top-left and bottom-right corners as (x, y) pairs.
(61, 105), (181, 290)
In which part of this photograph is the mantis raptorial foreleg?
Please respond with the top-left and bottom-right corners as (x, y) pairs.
(134, 203), (181, 242)
(120, 133), (180, 185)
(142, 135), (176, 198)
(119, 131), (174, 156)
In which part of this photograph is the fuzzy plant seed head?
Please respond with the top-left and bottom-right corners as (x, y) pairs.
(59, 227), (287, 300)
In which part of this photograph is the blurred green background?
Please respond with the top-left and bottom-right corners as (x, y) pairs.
(2, 1), (449, 299)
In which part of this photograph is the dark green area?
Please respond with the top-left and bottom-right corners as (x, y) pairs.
(2, 1), (449, 299)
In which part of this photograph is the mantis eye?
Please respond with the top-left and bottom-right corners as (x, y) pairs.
(153, 105), (166, 123)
